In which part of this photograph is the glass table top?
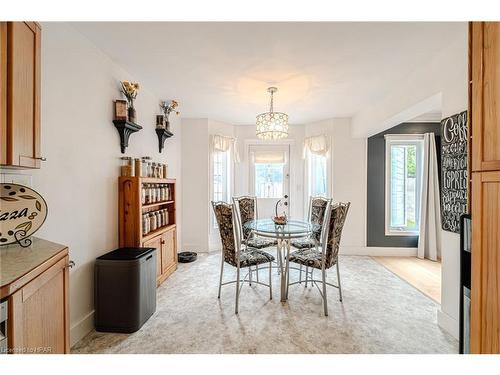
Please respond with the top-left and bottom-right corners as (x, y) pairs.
(244, 218), (320, 236)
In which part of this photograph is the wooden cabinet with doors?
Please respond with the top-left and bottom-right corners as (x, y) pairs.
(1, 238), (70, 354)
(471, 22), (500, 172)
(119, 177), (178, 286)
(470, 22), (500, 353)
(471, 171), (500, 353)
(0, 21), (42, 169)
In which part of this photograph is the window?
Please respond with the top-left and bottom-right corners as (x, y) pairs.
(307, 152), (328, 197)
(385, 135), (423, 235)
(212, 149), (231, 228)
(255, 163), (284, 198)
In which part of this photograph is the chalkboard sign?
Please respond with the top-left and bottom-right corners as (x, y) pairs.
(441, 111), (468, 233)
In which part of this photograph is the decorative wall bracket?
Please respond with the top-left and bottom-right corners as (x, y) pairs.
(155, 128), (174, 153)
(113, 120), (142, 154)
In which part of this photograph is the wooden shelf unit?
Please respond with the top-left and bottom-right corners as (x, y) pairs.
(119, 176), (177, 286)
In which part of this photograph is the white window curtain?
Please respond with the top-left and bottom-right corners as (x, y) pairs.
(417, 132), (442, 260)
(303, 134), (329, 159)
(211, 134), (240, 163)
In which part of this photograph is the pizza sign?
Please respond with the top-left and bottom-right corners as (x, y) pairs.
(0, 184), (48, 246)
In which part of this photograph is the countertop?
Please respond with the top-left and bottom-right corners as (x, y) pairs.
(0, 237), (68, 298)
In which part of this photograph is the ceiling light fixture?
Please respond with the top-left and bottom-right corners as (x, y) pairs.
(256, 87), (289, 140)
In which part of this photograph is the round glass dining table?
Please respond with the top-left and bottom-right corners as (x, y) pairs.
(244, 219), (320, 302)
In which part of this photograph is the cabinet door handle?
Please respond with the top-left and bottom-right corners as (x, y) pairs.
(160, 240), (165, 244)
(35, 157), (47, 161)
(66, 260), (75, 269)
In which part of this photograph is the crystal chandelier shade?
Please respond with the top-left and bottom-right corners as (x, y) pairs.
(256, 87), (289, 140)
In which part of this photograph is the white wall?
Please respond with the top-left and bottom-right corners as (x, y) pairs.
(181, 118), (209, 252)
(18, 23), (182, 347)
(350, 23), (468, 339)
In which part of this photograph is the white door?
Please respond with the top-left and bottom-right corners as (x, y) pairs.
(249, 144), (290, 219)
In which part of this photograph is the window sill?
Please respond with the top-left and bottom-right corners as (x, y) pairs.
(384, 231), (420, 237)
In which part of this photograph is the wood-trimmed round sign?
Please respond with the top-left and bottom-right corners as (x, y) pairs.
(0, 183), (48, 246)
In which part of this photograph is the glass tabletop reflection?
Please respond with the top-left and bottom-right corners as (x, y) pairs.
(244, 218), (320, 236)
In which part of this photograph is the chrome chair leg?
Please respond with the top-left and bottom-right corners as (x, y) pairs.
(299, 265), (302, 284)
(218, 257), (224, 298)
(249, 265), (252, 286)
(285, 240), (291, 299)
(235, 266), (240, 314)
(269, 262), (273, 300)
(256, 264), (259, 283)
(322, 267), (328, 316)
(336, 261), (343, 302)
(305, 266), (309, 287)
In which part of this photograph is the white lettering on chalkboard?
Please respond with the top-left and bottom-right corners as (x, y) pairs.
(441, 111), (468, 233)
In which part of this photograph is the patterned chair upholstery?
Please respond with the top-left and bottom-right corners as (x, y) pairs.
(289, 202), (350, 270)
(234, 196), (277, 249)
(213, 201), (274, 314)
(290, 197), (329, 249)
(212, 201), (275, 268)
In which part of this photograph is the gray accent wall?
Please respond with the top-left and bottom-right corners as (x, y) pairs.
(366, 122), (441, 247)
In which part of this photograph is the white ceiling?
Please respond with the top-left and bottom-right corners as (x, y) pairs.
(72, 22), (463, 125)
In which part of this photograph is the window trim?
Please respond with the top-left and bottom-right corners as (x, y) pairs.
(248, 144), (290, 200)
(384, 134), (424, 237)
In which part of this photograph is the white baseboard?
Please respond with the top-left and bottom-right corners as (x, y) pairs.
(340, 246), (417, 256)
(70, 310), (94, 348)
(437, 309), (459, 340)
(182, 243), (210, 253)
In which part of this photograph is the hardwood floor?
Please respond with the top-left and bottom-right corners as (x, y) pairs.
(371, 256), (441, 304)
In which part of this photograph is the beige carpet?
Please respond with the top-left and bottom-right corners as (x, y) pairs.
(372, 256), (441, 303)
(72, 253), (457, 354)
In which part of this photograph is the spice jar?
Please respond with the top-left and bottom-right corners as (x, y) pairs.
(163, 209), (168, 226)
(141, 157), (149, 177)
(134, 158), (142, 177)
(163, 164), (168, 178)
(142, 214), (149, 235)
(156, 211), (162, 228)
(151, 184), (157, 203)
(150, 212), (157, 232)
(120, 157), (133, 177)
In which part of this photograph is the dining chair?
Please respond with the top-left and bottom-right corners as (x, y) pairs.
(212, 201), (274, 314)
(232, 196), (278, 249)
(233, 196), (279, 278)
(291, 196), (332, 285)
(287, 202), (350, 316)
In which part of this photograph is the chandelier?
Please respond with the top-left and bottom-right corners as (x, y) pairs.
(256, 87), (289, 140)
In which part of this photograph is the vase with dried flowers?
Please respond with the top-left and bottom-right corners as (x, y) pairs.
(120, 81), (140, 123)
(159, 100), (180, 131)
(273, 195), (289, 225)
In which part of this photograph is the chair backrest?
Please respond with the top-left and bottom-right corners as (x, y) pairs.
(322, 202), (350, 268)
(308, 196), (333, 242)
(232, 196), (257, 240)
(211, 201), (241, 265)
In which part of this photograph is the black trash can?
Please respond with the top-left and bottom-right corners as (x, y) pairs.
(94, 247), (156, 333)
